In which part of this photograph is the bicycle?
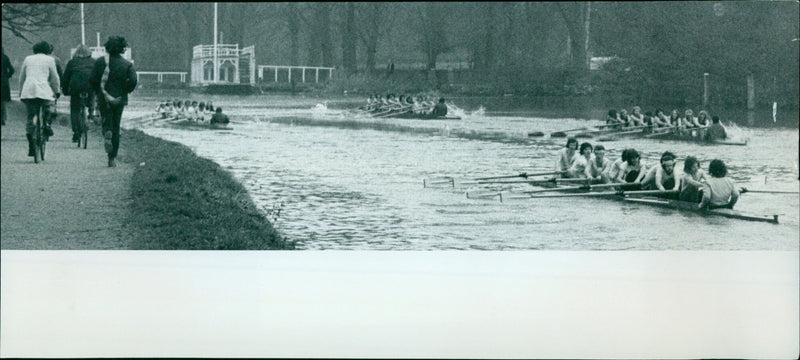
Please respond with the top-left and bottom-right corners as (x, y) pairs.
(77, 92), (90, 149)
(32, 101), (49, 163)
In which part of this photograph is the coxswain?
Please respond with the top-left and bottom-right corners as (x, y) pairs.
(699, 159), (739, 209)
(641, 151), (680, 195)
(430, 97), (448, 117)
(705, 115), (727, 141)
(554, 137), (579, 177)
(210, 107), (230, 125)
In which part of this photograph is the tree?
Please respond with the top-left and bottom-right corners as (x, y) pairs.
(341, 2), (357, 73)
(417, 3), (449, 70)
(556, 2), (591, 76)
(2, 3), (81, 43)
(356, 2), (386, 73)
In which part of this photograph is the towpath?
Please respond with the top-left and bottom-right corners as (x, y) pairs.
(1, 101), (137, 249)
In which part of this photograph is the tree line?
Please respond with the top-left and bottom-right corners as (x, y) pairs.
(3, 2), (798, 106)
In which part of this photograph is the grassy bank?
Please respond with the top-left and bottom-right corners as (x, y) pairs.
(115, 127), (293, 250)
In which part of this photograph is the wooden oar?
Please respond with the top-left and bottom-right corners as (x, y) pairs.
(550, 123), (627, 137)
(474, 171), (563, 181)
(521, 182), (623, 194)
(526, 189), (676, 199)
(478, 177), (597, 185)
(740, 188), (799, 194)
(550, 126), (590, 138)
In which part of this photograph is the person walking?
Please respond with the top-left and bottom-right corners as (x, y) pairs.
(18, 41), (61, 157)
(90, 36), (137, 167)
(1, 49), (14, 126)
(61, 44), (96, 143)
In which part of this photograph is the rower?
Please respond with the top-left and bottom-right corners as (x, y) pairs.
(681, 109), (697, 128)
(699, 159), (739, 209)
(605, 109), (624, 126)
(588, 144), (612, 182)
(567, 142), (594, 178)
(603, 148), (629, 184)
(554, 137), (579, 177)
(628, 106), (645, 127)
(615, 148), (647, 185)
(641, 151), (680, 196)
(679, 156), (706, 203)
(618, 109), (630, 126)
(696, 110), (711, 127)
(653, 109), (671, 128)
(705, 116), (727, 141)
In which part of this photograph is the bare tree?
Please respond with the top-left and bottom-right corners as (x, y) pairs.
(341, 2), (357, 73)
(2, 3), (81, 43)
(417, 3), (449, 70)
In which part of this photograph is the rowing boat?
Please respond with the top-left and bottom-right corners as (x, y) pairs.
(559, 124), (747, 145)
(381, 111), (460, 120)
(471, 182), (780, 224)
(170, 119), (233, 130)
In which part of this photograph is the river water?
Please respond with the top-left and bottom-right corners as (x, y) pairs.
(122, 93), (799, 250)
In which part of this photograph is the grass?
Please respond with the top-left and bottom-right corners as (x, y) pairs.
(116, 128), (293, 250)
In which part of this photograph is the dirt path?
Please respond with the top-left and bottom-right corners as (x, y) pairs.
(1, 101), (137, 249)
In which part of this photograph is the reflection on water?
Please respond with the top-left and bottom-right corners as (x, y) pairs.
(124, 93), (799, 250)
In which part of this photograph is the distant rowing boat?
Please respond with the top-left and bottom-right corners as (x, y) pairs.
(170, 119), (233, 130)
(567, 125), (747, 145)
(383, 111), (461, 120)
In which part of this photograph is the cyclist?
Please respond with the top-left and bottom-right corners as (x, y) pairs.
(18, 41), (61, 157)
(62, 44), (96, 143)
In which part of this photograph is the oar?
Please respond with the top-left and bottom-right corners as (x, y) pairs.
(422, 177), (455, 188)
(550, 126), (590, 138)
(474, 171), (563, 181)
(740, 188), (799, 194)
(521, 182), (624, 194)
(526, 189), (676, 199)
(375, 105), (413, 118)
(478, 177), (597, 185)
(550, 123), (627, 137)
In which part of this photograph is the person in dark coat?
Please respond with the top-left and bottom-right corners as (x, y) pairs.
(90, 36), (137, 167)
(62, 44), (96, 142)
(1, 49), (14, 126)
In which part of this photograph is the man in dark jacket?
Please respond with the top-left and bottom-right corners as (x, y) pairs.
(62, 44), (96, 142)
(90, 36), (137, 167)
(1, 49), (14, 126)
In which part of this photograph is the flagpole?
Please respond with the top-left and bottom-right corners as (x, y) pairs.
(213, 2), (218, 83)
(81, 3), (86, 45)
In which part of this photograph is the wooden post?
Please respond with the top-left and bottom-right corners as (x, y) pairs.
(746, 73), (755, 110)
(316, 68), (319, 83)
(288, 67), (292, 83)
(302, 67), (306, 83)
(703, 73), (709, 108)
(274, 67), (278, 82)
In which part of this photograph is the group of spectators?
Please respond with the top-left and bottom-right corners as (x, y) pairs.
(4, 36), (137, 167)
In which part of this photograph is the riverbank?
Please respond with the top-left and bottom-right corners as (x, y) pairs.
(1, 101), (291, 250)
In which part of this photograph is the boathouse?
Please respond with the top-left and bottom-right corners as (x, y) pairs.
(190, 43), (255, 85)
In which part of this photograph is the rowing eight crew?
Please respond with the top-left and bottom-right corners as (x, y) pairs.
(554, 137), (739, 209)
(606, 106), (728, 140)
(154, 99), (216, 122)
(360, 94), (448, 116)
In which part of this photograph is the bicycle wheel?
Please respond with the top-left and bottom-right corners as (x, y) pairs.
(33, 112), (42, 163)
